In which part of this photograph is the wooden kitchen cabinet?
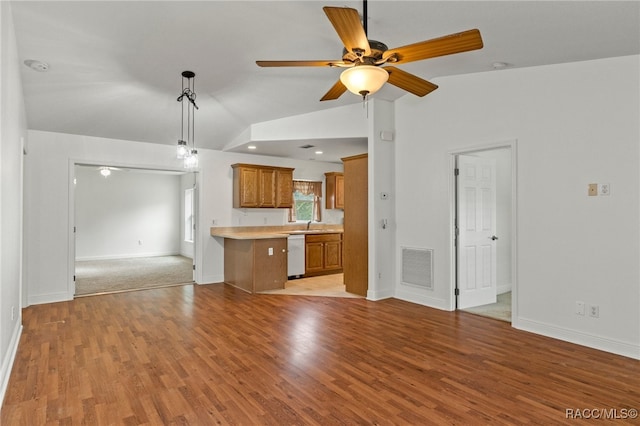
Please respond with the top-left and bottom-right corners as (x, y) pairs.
(275, 169), (294, 208)
(234, 166), (260, 207)
(304, 233), (343, 276)
(305, 242), (325, 273)
(259, 168), (276, 207)
(232, 164), (294, 208)
(325, 172), (344, 209)
(343, 154), (368, 296)
(223, 237), (288, 293)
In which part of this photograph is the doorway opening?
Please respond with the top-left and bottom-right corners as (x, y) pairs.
(72, 164), (197, 296)
(452, 143), (516, 322)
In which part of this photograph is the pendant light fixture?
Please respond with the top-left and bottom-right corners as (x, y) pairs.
(177, 71), (199, 168)
(99, 167), (111, 177)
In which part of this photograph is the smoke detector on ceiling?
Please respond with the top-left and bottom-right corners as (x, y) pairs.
(24, 59), (49, 72)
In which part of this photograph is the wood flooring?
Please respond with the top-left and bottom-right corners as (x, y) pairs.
(261, 273), (362, 298)
(2, 284), (639, 425)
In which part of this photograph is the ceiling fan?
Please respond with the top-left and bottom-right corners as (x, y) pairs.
(256, 1), (483, 101)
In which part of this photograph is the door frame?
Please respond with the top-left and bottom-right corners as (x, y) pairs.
(448, 140), (518, 324)
(67, 160), (200, 299)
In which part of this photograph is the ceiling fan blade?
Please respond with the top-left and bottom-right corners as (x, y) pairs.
(256, 60), (347, 67)
(384, 29), (483, 64)
(323, 6), (371, 57)
(384, 66), (438, 97)
(320, 80), (347, 101)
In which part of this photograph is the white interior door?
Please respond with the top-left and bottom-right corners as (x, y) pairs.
(457, 155), (497, 309)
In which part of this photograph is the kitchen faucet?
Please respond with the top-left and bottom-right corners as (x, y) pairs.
(306, 220), (312, 230)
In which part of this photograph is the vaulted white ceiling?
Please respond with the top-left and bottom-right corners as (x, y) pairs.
(10, 1), (640, 163)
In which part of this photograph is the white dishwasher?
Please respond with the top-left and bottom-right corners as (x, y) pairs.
(287, 234), (306, 278)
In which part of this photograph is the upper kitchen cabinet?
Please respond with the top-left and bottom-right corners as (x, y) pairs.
(325, 172), (344, 210)
(275, 168), (294, 208)
(232, 164), (294, 209)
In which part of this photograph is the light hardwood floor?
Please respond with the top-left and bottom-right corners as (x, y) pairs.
(2, 284), (639, 425)
(261, 273), (362, 298)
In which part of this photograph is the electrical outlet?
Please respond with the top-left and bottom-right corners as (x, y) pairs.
(268, 247), (273, 256)
(599, 183), (610, 196)
(589, 305), (599, 318)
(11, 306), (15, 321)
(575, 301), (585, 316)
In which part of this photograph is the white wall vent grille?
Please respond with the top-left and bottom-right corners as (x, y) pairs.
(401, 247), (433, 290)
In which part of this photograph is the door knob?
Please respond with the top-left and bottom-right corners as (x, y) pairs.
(490, 235), (498, 240)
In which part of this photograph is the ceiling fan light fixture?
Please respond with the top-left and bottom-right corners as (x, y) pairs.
(340, 65), (388, 98)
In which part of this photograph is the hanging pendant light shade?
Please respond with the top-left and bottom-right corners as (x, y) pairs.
(176, 139), (188, 158)
(177, 71), (199, 168)
(184, 149), (199, 169)
(340, 65), (388, 99)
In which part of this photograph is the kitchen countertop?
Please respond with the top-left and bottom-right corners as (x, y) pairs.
(211, 226), (343, 240)
(210, 231), (289, 240)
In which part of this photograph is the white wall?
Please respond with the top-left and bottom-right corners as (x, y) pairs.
(180, 172), (196, 259)
(367, 99), (396, 300)
(24, 131), (346, 303)
(24, 132), (187, 304)
(0, 1), (27, 404)
(394, 55), (640, 359)
(74, 166), (181, 260)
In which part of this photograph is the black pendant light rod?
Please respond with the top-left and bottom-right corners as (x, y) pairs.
(177, 71), (199, 110)
(363, 0), (368, 36)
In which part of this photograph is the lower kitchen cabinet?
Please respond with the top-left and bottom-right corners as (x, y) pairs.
(223, 237), (287, 293)
(305, 233), (343, 276)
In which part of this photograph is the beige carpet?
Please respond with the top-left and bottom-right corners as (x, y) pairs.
(75, 255), (193, 296)
(260, 273), (363, 298)
(462, 291), (512, 322)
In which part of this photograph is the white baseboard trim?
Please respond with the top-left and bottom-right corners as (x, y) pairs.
(516, 317), (640, 360)
(497, 283), (512, 294)
(198, 274), (223, 285)
(1, 321), (23, 406)
(28, 291), (71, 306)
(75, 252), (182, 261)
(367, 288), (394, 301)
(394, 289), (451, 311)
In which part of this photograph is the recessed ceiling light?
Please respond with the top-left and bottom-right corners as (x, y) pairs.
(24, 59), (49, 72)
(247, 145), (257, 150)
(315, 151), (323, 155)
